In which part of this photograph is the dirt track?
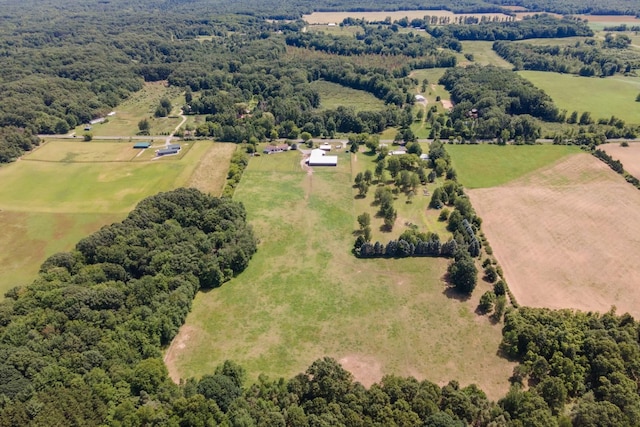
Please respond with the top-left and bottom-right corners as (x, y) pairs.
(469, 154), (640, 317)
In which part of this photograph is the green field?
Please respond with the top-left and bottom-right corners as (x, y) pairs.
(519, 71), (640, 124)
(73, 82), (185, 137)
(311, 80), (386, 112)
(460, 41), (513, 68)
(169, 149), (514, 399)
(447, 144), (581, 189)
(0, 139), (216, 294)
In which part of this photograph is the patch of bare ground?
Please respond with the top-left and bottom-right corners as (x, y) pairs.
(164, 325), (198, 383)
(339, 354), (383, 388)
(600, 142), (640, 179)
(469, 153), (640, 317)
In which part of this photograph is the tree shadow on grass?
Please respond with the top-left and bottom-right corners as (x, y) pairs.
(442, 286), (472, 302)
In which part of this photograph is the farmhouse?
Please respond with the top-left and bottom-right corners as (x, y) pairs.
(263, 144), (290, 154)
(389, 147), (407, 156)
(420, 153), (429, 161)
(167, 143), (181, 151)
(307, 148), (337, 166)
(319, 143), (332, 151)
(133, 142), (151, 149)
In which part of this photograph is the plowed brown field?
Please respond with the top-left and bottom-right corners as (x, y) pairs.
(469, 153), (640, 317)
(600, 142), (640, 179)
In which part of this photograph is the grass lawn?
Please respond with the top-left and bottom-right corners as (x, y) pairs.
(0, 139), (222, 295)
(311, 80), (386, 112)
(447, 144), (581, 189)
(168, 148), (514, 400)
(460, 41), (513, 68)
(74, 82), (185, 137)
(519, 71), (640, 125)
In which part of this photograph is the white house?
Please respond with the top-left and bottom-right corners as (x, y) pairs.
(319, 143), (332, 151)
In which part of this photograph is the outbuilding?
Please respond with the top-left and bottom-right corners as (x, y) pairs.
(307, 148), (337, 166)
(133, 142), (151, 149)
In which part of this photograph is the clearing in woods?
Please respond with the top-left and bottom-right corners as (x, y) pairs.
(310, 80), (386, 112)
(0, 140), (221, 295)
(73, 81), (185, 137)
(468, 153), (640, 318)
(165, 149), (514, 400)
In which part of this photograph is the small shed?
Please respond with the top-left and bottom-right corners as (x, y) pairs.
(133, 142), (151, 149)
(157, 148), (180, 157)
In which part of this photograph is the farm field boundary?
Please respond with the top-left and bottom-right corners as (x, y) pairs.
(468, 153), (640, 317)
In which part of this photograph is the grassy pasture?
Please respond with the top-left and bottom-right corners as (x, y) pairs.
(460, 41), (513, 68)
(311, 80), (386, 112)
(167, 148), (515, 399)
(447, 144), (581, 189)
(74, 82), (184, 137)
(519, 71), (640, 124)
(0, 139), (221, 294)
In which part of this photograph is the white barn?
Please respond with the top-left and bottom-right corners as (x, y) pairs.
(308, 148), (337, 166)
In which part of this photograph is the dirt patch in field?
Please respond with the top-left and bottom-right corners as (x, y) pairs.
(338, 354), (383, 387)
(599, 142), (640, 179)
(469, 153), (640, 317)
(164, 325), (198, 383)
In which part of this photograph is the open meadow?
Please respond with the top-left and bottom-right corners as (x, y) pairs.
(466, 152), (640, 318)
(165, 148), (515, 400)
(73, 82), (185, 137)
(519, 71), (640, 125)
(599, 142), (640, 179)
(0, 139), (228, 295)
(311, 80), (386, 112)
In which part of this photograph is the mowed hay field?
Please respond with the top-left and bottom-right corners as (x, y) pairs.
(0, 140), (228, 294)
(519, 71), (640, 124)
(166, 149), (515, 400)
(599, 142), (640, 179)
(468, 153), (640, 317)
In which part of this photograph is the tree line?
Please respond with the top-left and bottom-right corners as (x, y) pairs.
(493, 34), (640, 77)
(424, 14), (593, 41)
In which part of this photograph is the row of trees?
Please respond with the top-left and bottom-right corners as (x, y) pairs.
(493, 35), (639, 76)
(425, 14), (593, 41)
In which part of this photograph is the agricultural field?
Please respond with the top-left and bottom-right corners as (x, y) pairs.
(166, 148), (515, 400)
(0, 139), (222, 295)
(73, 82), (185, 137)
(519, 71), (640, 124)
(466, 152), (640, 318)
(447, 144), (581, 188)
(311, 80), (386, 112)
(599, 141), (640, 178)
